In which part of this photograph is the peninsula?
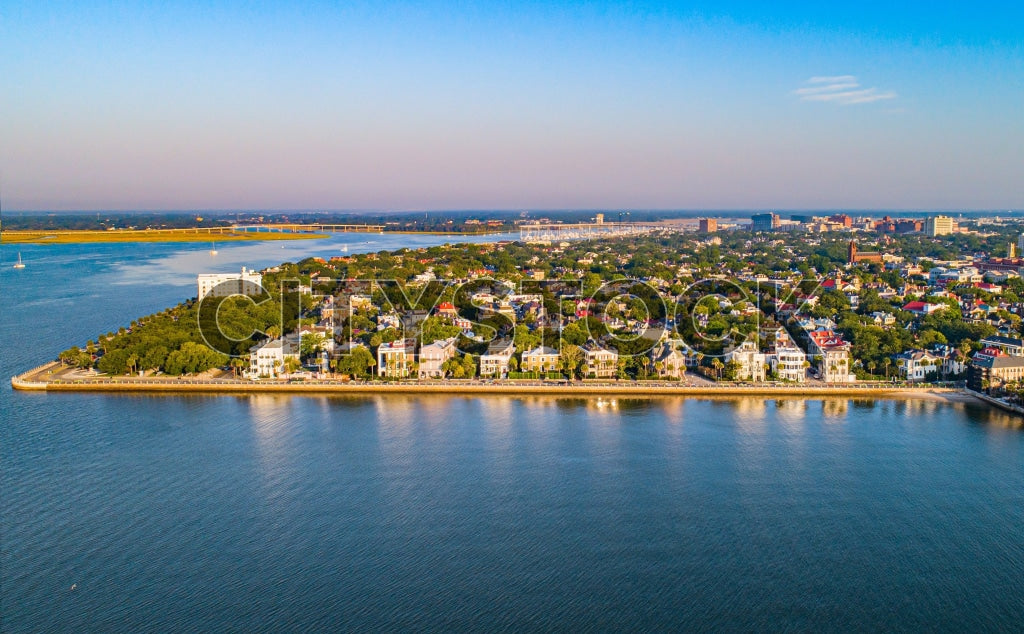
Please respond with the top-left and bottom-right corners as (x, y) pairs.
(13, 213), (1024, 412)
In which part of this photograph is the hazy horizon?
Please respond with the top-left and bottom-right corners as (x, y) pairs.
(3, 2), (1022, 212)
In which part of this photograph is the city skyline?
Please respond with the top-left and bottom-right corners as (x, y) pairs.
(2, 1), (1022, 211)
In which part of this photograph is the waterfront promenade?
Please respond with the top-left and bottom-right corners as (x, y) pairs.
(12, 361), (976, 401)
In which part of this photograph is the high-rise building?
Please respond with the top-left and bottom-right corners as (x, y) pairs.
(197, 267), (263, 300)
(751, 213), (780, 232)
(698, 218), (717, 233)
(925, 215), (955, 236)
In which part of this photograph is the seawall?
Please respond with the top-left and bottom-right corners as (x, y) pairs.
(11, 367), (975, 401)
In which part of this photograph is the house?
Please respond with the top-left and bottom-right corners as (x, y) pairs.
(583, 342), (618, 379)
(436, 302), (459, 318)
(770, 344), (807, 382)
(521, 346), (560, 373)
(418, 337), (458, 379)
(650, 342), (687, 379)
(870, 311), (897, 326)
(248, 336), (300, 379)
(819, 342), (853, 383)
(902, 301), (945, 316)
(377, 339), (417, 378)
(725, 340), (767, 382)
(480, 339), (515, 377)
(377, 313), (402, 330)
(979, 335), (1024, 357)
(895, 350), (943, 382)
(806, 329), (854, 382)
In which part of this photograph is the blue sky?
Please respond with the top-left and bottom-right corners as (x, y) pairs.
(2, 1), (1021, 211)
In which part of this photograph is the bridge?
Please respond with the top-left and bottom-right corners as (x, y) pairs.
(230, 223), (385, 234)
(519, 222), (662, 243)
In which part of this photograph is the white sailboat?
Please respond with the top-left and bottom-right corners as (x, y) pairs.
(209, 241), (218, 256)
(13, 252), (26, 269)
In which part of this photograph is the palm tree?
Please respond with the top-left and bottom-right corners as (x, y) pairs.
(711, 358), (724, 381)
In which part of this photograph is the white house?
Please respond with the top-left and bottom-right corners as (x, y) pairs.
(895, 350), (943, 382)
(770, 344), (807, 382)
(583, 342), (618, 378)
(418, 337), (458, 379)
(480, 339), (515, 377)
(248, 336), (300, 379)
(725, 340), (767, 382)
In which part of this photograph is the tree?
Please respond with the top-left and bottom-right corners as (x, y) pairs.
(559, 344), (582, 379)
(335, 346), (376, 378)
(420, 316), (461, 345)
(300, 332), (326, 358)
(514, 324), (541, 353)
(710, 358), (724, 380)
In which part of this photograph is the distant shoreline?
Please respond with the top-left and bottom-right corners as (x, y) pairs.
(1, 229), (327, 244)
(11, 362), (977, 403)
(1, 228), (509, 244)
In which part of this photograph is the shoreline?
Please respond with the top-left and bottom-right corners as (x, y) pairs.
(1, 228), (509, 244)
(1, 230), (327, 245)
(10, 362), (979, 403)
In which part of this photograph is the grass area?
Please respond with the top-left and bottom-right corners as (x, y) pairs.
(1, 229), (328, 244)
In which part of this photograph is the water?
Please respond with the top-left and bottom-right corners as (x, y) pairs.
(2, 237), (1023, 631)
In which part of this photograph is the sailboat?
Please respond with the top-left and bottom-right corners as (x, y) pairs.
(340, 244), (348, 253)
(13, 252), (25, 269)
(209, 241), (218, 256)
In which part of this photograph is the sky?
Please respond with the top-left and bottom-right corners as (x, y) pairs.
(2, 1), (1022, 212)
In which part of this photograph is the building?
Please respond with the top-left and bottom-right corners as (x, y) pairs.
(583, 342), (618, 378)
(790, 214), (820, 224)
(725, 340), (767, 382)
(248, 336), (300, 379)
(770, 344), (807, 382)
(377, 339), (417, 378)
(480, 339), (515, 377)
(751, 213), (781, 232)
(848, 241), (883, 265)
(650, 342), (687, 379)
(435, 302), (459, 318)
(198, 267), (263, 300)
(521, 346), (560, 374)
(979, 335), (1024, 357)
(418, 337), (458, 379)
(698, 218), (718, 233)
(819, 342), (853, 383)
(895, 350), (943, 382)
(925, 215), (956, 236)
(828, 214), (853, 228)
(807, 330), (854, 382)
(902, 301), (945, 316)
(968, 348), (1024, 392)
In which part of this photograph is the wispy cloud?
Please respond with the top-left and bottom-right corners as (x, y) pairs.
(794, 76), (896, 105)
